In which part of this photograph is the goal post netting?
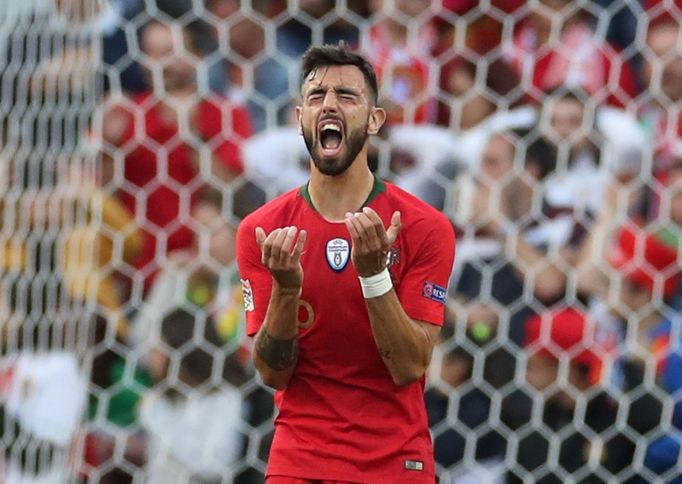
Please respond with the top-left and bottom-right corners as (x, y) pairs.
(2, 0), (682, 483)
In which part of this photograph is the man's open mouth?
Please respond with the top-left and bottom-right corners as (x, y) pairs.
(319, 120), (344, 156)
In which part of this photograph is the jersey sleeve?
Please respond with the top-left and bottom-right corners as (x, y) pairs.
(235, 217), (273, 337)
(396, 214), (455, 326)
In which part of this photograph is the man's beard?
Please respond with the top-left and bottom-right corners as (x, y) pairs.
(302, 123), (368, 176)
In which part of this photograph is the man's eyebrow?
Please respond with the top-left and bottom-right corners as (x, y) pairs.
(305, 86), (362, 96)
(306, 86), (326, 96)
(335, 87), (361, 96)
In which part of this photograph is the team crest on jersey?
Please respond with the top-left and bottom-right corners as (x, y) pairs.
(240, 279), (254, 312)
(325, 238), (350, 272)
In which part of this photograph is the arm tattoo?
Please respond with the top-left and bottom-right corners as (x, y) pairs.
(255, 331), (299, 370)
(379, 348), (392, 360)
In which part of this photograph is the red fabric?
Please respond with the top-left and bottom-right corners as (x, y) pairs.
(442, 0), (524, 14)
(117, 93), (251, 277)
(506, 22), (638, 107)
(644, 0), (682, 21)
(267, 478), (355, 484)
(525, 307), (604, 384)
(236, 181), (455, 482)
(367, 23), (436, 124)
(608, 223), (680, 297)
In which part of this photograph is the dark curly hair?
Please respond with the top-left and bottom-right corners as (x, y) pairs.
(300, 43), (379, 105)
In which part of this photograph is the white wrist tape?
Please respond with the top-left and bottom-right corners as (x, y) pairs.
(359, 268), (393, 299)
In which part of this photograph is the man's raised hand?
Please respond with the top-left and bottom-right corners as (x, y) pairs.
(344, 208), (401, 277)
(255, 226), (307, 291)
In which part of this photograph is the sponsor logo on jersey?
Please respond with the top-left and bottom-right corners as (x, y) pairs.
(422, 281), (446, 304)
(325, 238), (350, 272)
(404, 460), (424, 471)
(240, 279), (254, 312)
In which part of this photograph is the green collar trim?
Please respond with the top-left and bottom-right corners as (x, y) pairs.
(299, 175), (386, 212)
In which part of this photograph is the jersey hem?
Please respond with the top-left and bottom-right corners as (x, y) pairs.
(266, 467), (434, 483)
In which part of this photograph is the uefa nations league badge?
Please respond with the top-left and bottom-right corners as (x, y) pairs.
(325, 238), (350, 272)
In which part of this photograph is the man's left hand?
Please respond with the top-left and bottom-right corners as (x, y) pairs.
(344, 207), (401, 277)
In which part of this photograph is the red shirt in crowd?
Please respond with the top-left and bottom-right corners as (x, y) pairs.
(505, 21), (639, 107)
(116, 93), (252, 279)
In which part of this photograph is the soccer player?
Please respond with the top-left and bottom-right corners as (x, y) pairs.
(236, 44), (455, 483)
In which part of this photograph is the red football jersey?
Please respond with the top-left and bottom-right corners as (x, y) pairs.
(236, 178), (455, 483)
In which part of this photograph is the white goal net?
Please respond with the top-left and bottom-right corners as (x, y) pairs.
(2, 0), (682, 483)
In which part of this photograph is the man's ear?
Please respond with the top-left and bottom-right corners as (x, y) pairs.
(295, 105), (303, 135)
(367, 106), (386, 135)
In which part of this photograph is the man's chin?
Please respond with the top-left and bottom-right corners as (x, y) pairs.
(312, 156), (351, 176)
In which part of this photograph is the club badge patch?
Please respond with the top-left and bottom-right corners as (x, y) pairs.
(325, 238), (350, 272)
(422, 281), (447, 304)
(240, 279), (254, 312)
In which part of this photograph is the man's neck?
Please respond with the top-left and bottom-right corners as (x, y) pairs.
(308, 160), (375, 222)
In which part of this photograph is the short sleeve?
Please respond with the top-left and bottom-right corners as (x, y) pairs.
(235, 218), (273, 337)
(396, 215), (455, 326)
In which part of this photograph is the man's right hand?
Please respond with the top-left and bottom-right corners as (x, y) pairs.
(255, 226), (307, 291)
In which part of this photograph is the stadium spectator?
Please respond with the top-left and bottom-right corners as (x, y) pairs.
(0, 155), (145, 483)
(0, 347), (88, 483)
(0, 268), (90, 483)
(503, 307), (633, 482)
(575, 166), (682, 481)
(503, 0), (639, 107)
(604, 223), (682, 480)
(432, 57), (535, 179)
(508, 88), (644, 305)
(659, 163), (682, 309)
(387, 123), (460, 210)
(57, 165), (144, 339)
(638, 9), (682, 175)
(83, 313), (151, 484)
(139, 308), (246, 483)
(100, 19), (252, 288)
(450, 129), (556, 345)
(132, 188), (247, 353)
(241, 122), (310, 196)
(204, 0), (277, 130)
(436, 57), (525, 130)
(436, 0), (526, 55)
(390, 57), (529, 211)
(365, 0), (437, 124)
(0, 156), (142, 340)
(129, 189), (272, 483)
(101, 0), (147, 93)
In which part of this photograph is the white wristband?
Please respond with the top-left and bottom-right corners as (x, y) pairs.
(359, 268), (393, 299)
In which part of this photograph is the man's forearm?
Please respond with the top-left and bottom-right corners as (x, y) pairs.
(253, 286), (300, 389)
(255, 330), (298, 370)
(365, 290), (438, 387)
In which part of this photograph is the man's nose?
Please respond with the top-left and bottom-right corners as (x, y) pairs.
(321, 90), (339, 113)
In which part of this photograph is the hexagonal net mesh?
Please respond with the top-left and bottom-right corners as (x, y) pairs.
(1, 0), (682, 482)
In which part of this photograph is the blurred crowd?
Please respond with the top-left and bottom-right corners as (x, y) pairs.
(1, 0), (682, 482)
